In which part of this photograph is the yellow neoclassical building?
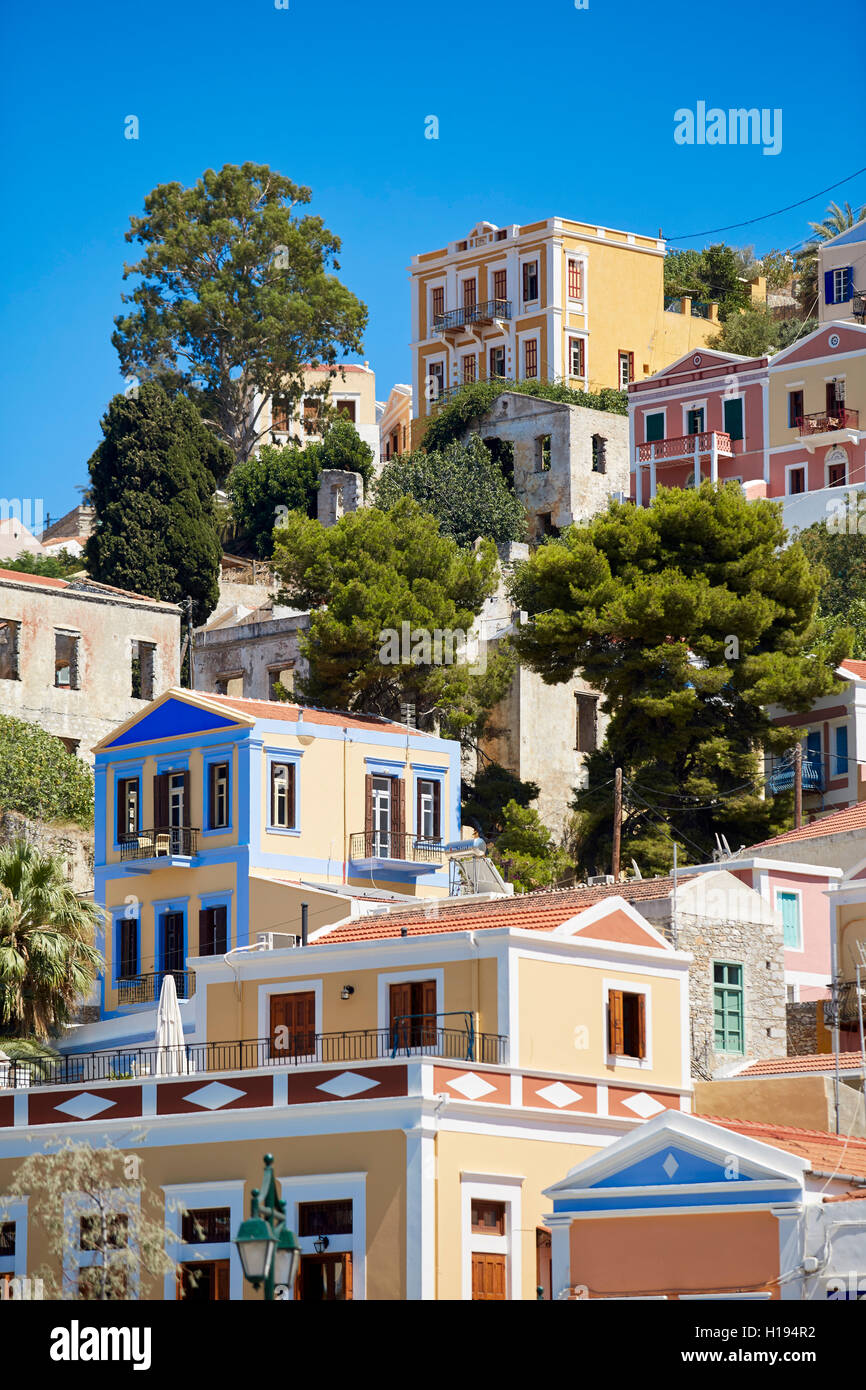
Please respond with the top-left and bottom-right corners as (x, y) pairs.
(409, 217), (720, 436)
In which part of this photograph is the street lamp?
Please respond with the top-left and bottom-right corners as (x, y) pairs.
(234, 1154), (301, 1300)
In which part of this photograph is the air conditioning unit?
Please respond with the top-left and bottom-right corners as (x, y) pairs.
(255, 932), (299, 951)
(587, 874), (615, 886)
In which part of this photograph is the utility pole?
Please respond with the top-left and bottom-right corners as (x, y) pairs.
(793, 742), (802, 829)
(612, 767), (622, 882)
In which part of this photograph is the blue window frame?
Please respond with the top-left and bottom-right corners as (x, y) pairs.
(111, 763), (144, 850)
(264, 749), (302, 834)
(776, 891), (802, 950)
(153, 898), (189, 976)
(112, 906), (140, 984)
(203, 749), (233, 835)
(198, 892), (232, 957)
(411, 765), (447, 840)
(834, 724), (849, 776)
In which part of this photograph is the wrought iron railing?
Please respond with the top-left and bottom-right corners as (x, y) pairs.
(349, 831), (444, 863)
(433, 299), (512, 332)
(118, 827), (199, 860)
(116, 970), (196, 1005)
(0, 1026), (508, 1089)
(797, 408), (859, 435)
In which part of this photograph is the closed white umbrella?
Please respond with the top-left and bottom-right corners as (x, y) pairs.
(155, 973), (186, 1075)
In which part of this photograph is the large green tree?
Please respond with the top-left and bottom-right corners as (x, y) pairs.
(664, 244), (750, 320)
(798, 521), (866, 658)
(708, 307), (816, 356)
(461, 762), (540, 839)
(271, 499), (513, 740)
(0, 716), (94, 826)
(85, 384), (231, 624)
(112, 163), (367, 463)
(228, 443), (321, 558)
(0, 840), (103, 1038)
(509, 484), (851, 873)
(375, 436), (527, 549)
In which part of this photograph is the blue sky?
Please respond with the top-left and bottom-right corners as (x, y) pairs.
(1, 0), (864, 522)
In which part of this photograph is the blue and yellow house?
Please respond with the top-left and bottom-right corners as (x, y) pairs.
(91, 688), (464, 1030)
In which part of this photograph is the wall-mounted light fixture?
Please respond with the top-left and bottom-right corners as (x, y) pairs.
(313, 1235), (330, 1254)
(340, 985), (355, 1001)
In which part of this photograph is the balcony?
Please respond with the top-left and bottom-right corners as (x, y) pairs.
(797, 408), (859, 438)
(636, 431), (733, 465)
(766, 757), (824, 795)
(1, 1023), (508, 1089)
(118, 826), (199, 871)
(433, 299), (512, 334)
(349, 831), (444, 873)
(116, 970), (196, 1006)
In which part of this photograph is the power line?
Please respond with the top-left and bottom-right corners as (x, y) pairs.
(667, 166), (866, 241)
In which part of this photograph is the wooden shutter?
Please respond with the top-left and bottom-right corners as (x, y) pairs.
(390, 982), (413, 1048)
(286, 763), (296, 829)
(416, 780), (423, 837)
(116, 780), (124, 843)
(635, 993), (647, 1059)
(181, 770), (191, 826)
(215, 1260), (230, 1301)
(342, 1253), (353, 1301)
(364, 774), (373, 841)
(392, 777), (405, 848)
(824, 269), (835, 305)
(420, 978), (437, 1045)
(608, 990), (624, 1055)
(270, 991), (316, 1058)
(432, 780), (441, 838)
(154, 773), (168, 829)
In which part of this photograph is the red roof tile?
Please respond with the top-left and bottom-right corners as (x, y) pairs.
(839, 660), (866, 681)
(315, 879), (683, 945)
(0, 567), (68, 589)
(748, 801), (866, 851)
(203, 693), (427, 737)
(738, 1052), (864, 1076)
(702, 1113), (866, 1179)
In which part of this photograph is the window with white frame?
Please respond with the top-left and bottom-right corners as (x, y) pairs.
(278, 1173), (366, 1301)
(163, 1181), (245, 1302)
(461, 1177), (522, 1301)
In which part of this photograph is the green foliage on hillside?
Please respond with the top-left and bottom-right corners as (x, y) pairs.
(421, 379), (627, 452)
(0, 717), (94, 826)
(374, 437), (527, 549)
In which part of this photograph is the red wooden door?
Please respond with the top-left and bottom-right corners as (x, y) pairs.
(270, 992), (316, 1059)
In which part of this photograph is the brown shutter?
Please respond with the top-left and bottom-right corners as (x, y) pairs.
(416, 780), (422, 837)
(390, 982), (412, 1047)
(181, 770), (191, 826)
(421, 978), (437, 1045)
(392, 776), (405, 850)
(154, 773), (168, 829)
(215, 1260), (230, 1301)
(433, 780), (441, 839)
(116, 780), (125, 843)
(608, 990), (624, 1055)
(287, 763), (296, 829)
(364, 774), (373, 842)
(342, 1253), (353, 1300)
(208, 763), (217, 824)
(636, 994), (647, 1059)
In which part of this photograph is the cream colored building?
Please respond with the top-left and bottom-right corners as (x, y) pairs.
(379, 382), (413, 466)
(262, 362), (380, 467)
(409, 218), (720, 441)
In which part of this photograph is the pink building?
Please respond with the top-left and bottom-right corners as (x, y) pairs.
(629, 347), (768, 506)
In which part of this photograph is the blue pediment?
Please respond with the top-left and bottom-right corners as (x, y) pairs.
(593, 1144), (752, 1188)
(105, 698), (246, 749)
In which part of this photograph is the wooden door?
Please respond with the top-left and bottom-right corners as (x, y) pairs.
(270, 991), (316, 1059)
(298, 1253), (352, 1301)
(389, 982), (413, 1050)
(162, 912), (184, 976)
(471, 1252), (507, 1300)
(177, 1259), (230, 1301)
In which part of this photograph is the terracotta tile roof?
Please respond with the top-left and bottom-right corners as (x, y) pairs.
(203, 693), (426, 737)
(702, 1113), (866, 1180)
(748, 801), (866, 851)
(0, 568), (173, 605)
(0, 566), (68, 589)
(823, 1189), (866, 1201)
(839, 660), (866, 681)
(737, 1052), (865, 1076)
(315, 879), (685, 945)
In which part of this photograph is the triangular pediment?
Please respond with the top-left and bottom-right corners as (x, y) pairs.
(770, 320), (866, 367)
(96, 689), (252, 752)
(544, 1110), (806, 1209)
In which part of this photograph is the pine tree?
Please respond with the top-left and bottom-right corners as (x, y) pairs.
(509, 483), (852, 872)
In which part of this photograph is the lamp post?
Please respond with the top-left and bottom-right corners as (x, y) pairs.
(234, 1153), (301, 1301)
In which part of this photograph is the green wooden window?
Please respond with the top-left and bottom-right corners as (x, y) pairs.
(713, 961), (744, 1054)
(723, 397), (744, 441)
(645, 412), (665, 442)
(687, 408), (705, 435)
(777, 891), (802, 950)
